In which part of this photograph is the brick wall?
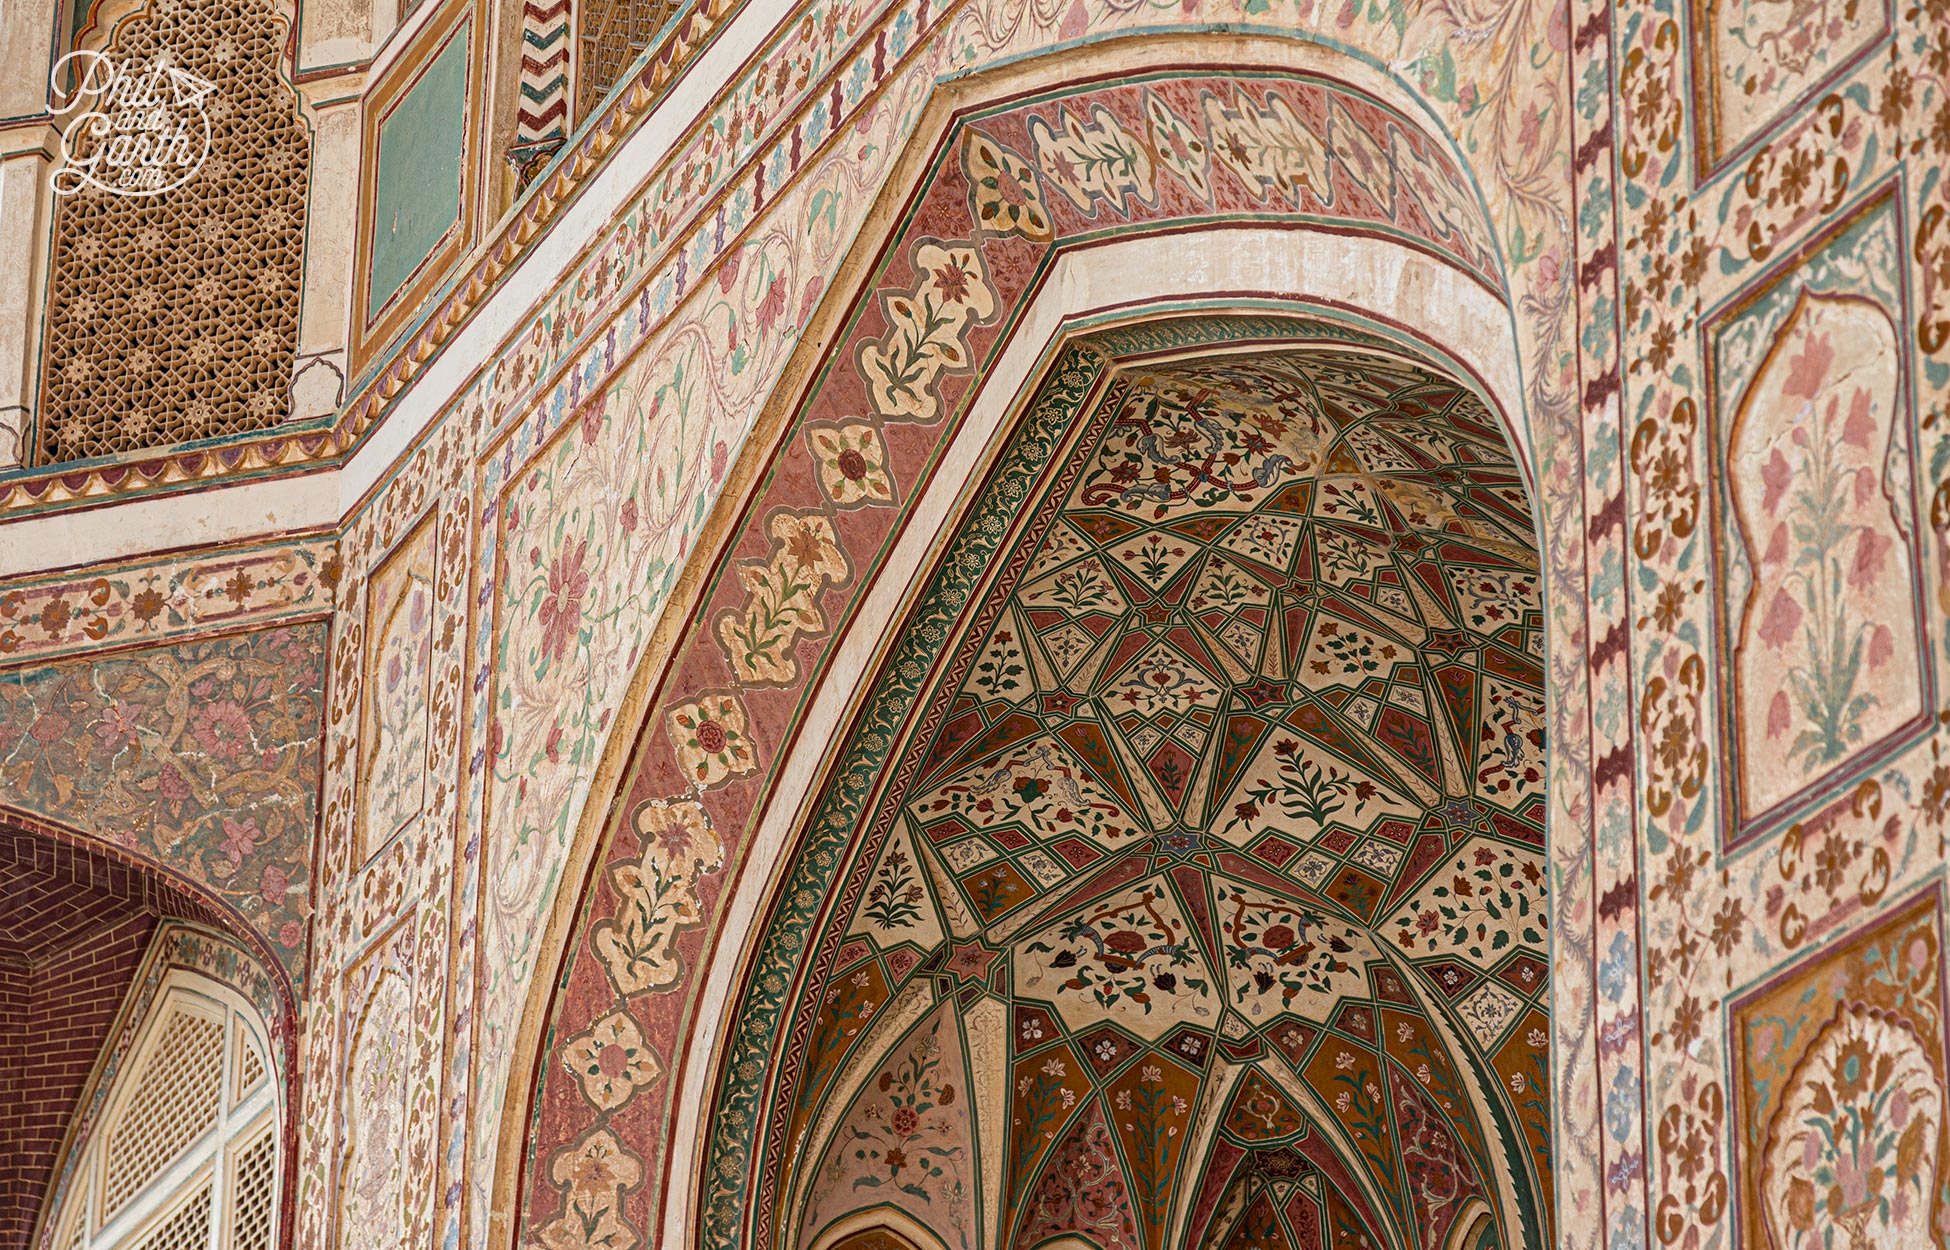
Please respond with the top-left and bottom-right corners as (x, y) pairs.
(0, 953), (25, 1236)
(0, 914), (156, 1249)
(0, 829), (198, 1250)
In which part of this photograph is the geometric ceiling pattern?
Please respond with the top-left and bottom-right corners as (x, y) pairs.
(773, 345), (1549, 1250)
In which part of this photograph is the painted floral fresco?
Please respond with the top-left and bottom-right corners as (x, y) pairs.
(525, 322), (1539, 1250)
(8, 0), (1946, 1243)
(799, 1004), (977, 1250)
(1731, 888), (1950, 1250)
(0, 623), (325, 986)
(357, 514), (439, 862)
(1708, 196), (1928, 841)
(339, 966), (413, 1250)
(0, 536), (336, 665)
(1688, 0), (1893, 171)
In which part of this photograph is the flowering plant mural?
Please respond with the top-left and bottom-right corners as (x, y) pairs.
(0, 624), (323, 977)
(1760, 1005), (1941, 1250)
(1720, 273), (1924, 834)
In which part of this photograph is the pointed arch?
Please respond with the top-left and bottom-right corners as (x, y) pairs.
(494, 30), (1578, 1250)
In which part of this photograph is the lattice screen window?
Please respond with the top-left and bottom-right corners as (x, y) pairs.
(101, 1008), (223, 1216)
(131, 1188), (209, 1250)
(227, 1126), (277, 1250)
(231, 1016), (265, 1103)
(46, 973), (280, 1250)
(575, 0), (684, 120)
(35, 0), (311, 465)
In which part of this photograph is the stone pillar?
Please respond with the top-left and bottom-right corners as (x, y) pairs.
(0, 126), (56, 470)
(290, 75), (366, 422)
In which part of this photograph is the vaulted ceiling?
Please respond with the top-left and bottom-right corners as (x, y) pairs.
(776, 342), (1550, 1250)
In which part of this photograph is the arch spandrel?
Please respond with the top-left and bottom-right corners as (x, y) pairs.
(498, 35), (1576, 1250)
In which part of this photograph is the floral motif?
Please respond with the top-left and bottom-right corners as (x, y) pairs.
(1692, 0), (1889, 171)
(1202, 85), (1330, 207)
(1619, 16), (1684, 182)
(1639, 651), (1709, 823)
(1077, 368), (1317, 519)
(360, 516), (438, 858)
(533, 1129), (643, 1250)
(1386, 839), (1547, 966)
(963, 130), (1053, 241)
(1104, 1058), (1196, 1247)
(1224, 737), (1393, 841)
(1143, 91), (1212, 202)
(1761, 1005), (1941, 1250)
(1384, 123), (1498, 268)
(0, 624), (322, 978)
(1734, 890), (1947, 1249)
(1017, 1101), (1139, 1250)
(805, 1010), (974, 1250)
(1028, 104), (1153, 215)
(1631, 393), (1702, 562)
(0, 539), (334, 663)
(808, 421), (896, 506)
(1722, 291), (1920, 829)
(339, 968), (412, 1247)
(1218, 886), (1371, 1015)
(666, 694), (757, 787)
(537, 537), (591, 668)
(561, 1008), (663, 1112)
(1223, 1068), (1304, 1142)
(860, 845), (928, 932)
(716, 511), (850, 685)
(1018, 882), (1216, 1038)
(1454, 981), (1525, 1048)
(1655, 1077), (1729, 1250)
(591, 800), (724, 996)
(858, 241), (997, 424)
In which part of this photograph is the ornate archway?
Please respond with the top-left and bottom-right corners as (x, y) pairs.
(500, 36), (1581, 1250)
(712, 324), (1550, 1250)
(2, 825), (298, 1250)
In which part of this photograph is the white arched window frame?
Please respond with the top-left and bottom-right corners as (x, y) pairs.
(48, 969), (281, 1250)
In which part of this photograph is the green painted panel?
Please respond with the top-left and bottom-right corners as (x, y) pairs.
(368, 21), (468, 320)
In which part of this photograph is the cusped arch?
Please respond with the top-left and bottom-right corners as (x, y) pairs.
(809, 1209), (959, 1250)
(497, 31), (1574, 1250)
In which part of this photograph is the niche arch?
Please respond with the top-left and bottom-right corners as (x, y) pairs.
(7, 820), (304, 1250)
(496, 30), (1588, 1250)
(709, 318), (1552, 1250)
(810, 1209), (956, 1250)
(30, 920), (290, 1250)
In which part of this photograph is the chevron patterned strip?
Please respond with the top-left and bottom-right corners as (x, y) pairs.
(514, 0), (571, 145)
